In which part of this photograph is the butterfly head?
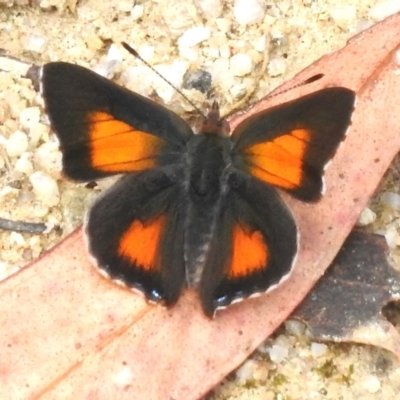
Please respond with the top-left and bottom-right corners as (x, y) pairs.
(194, 100), (230, 137)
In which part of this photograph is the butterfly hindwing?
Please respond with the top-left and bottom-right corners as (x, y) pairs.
(198, 171), (298, 317)
(85, 168), (186, 306)
(41, 62), (193, 181)
(232, 88), (355, 201)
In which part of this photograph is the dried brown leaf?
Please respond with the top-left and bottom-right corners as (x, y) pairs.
(293, 230), (400, 356)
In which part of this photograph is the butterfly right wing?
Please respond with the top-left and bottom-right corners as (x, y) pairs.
(85, 168), (186, 306)
(231, 88), (355, 202)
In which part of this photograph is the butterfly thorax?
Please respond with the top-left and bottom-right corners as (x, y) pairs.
(193, 101), (230, 137)
(184, 122), (233, 286)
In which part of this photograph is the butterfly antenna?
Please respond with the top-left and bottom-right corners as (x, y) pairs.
(121, 42), (207, 120)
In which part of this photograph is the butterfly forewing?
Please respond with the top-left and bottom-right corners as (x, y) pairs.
(232, 88), (356, 201)
(41, 62), (193, 181)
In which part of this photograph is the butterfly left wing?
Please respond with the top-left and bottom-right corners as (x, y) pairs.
(231, 88), (356, 201)
(85, 168), (186, 307)
(198, 172), (298, 317)
(40, 62), (193, 181)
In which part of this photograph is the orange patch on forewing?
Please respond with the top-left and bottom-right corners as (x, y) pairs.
(244, 129), (311, 189)
(88, 112), (164, 173)
(229, 223), (268, 278)
(118, 215), (166, 271)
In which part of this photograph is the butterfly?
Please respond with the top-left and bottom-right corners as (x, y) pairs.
(39, 49), (355, 317)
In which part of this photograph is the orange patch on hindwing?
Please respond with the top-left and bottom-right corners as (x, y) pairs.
(118, 215), (166, 271)
(245, 128), (311, 189)
(230, 223), (268, 278)
(88, 111), (164, 172)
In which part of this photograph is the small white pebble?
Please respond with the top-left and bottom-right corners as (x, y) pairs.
(131, 4), (144, 20)
(230, 53), (253, 77)
(107, 44), (124, 62)
(195, 0), (223, 18)
(67, 45), (90, 59)
(179, 46), (200, 62)
(255, 35), (267, 52)
(268, 344), (289, 363)
(284, 319), (306, 336)
(31, 205), (50, 218)
(29, 122), (50, 147)
(117, 0), (134, 13)
(113, 366), (134, 388)
(34, 141), (62, 177)
(236, 360), (257, 384)
(270, 27), (286, 42)
(10, 232), (26, 247)
(362, 374), (381, 393)
(268, 57), (287, 77)
(230, 83), (246, 99)
(209, 58), (235, 91)
(275, 334), (293, 347)
(136, 45), (155, 62)
(369, 0), (400, 21)
(178, 26), (211, 48)
(19, 86), (36, 103)
(330, 6), (356, 30)
(381, 192), (400, 210)
(206, 46), (220, 59)
(355, 19), (374, 34)
(15, 153), (34, 175)
(4, 91), (22, 119)
(234, 0), (265, 25)
(153, 61), (189, 103)
(93, 60), (121, 79)
(19, 107), (41, 130)
(215, 18), (231, 33)
(122, 65), (154, 96)
(161, 0), (199, 33)
(39, 0), (54, 9)
(28, 235), (42, 248)
(357, 207), (376, 226)
(29, 171), (60, 207)
(310, 342), (328, 358)
(24, 34), (46, 53)
(6, 130), (29, 157)
(384, 226), (399, 249)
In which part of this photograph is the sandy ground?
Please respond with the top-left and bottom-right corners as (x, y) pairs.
(1, 1), (400, 399)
